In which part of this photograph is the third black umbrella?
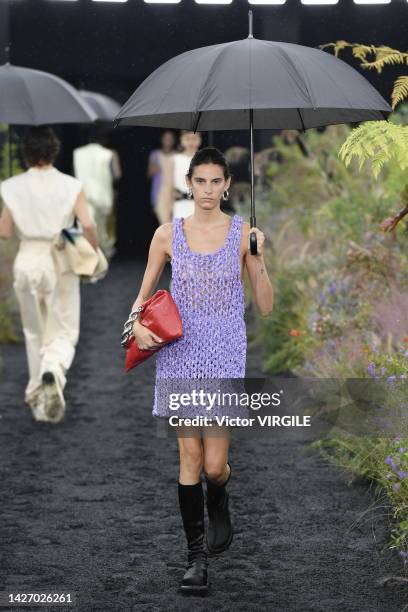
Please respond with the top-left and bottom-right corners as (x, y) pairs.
(114, 12), (392, 254)
(79, 90), (121, 122)
(0, 56), (97, 176)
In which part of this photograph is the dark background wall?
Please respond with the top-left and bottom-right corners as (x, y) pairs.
(0, 0), (406, 257)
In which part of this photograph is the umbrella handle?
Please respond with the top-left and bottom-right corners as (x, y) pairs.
(250, 231), (258, 255)
(249, 215), (258, 255)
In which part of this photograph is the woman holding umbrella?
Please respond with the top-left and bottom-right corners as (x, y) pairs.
(0, 126), (98, 423)
(128, 146), (273, 594)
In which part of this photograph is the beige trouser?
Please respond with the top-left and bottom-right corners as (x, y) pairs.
(88, 202), (114, 255)
(13, 240), (80, 403)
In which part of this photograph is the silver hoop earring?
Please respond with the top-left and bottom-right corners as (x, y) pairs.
(222, 190), (229, 201)
(188, 189), (193, 199)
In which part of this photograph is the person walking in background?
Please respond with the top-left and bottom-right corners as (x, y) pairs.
(73, 133), (121, 257)
(147, 130), (176, 225)
(0, 126), (98, 423)
(224, 146), (251, 214)
(158, 130), (202, 222)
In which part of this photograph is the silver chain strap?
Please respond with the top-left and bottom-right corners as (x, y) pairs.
(121, 305), (145, 348)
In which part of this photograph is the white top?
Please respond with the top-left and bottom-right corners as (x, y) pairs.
(0, 166), (82, 241)
(73, 143), (114, 212)
(173, 152), (193, 194)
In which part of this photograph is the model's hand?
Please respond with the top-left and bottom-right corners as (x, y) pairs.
(132, 320), (164, 351)
(248, 227), (265, 257)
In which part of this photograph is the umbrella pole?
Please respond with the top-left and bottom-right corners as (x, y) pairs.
(8, 125), (12, 177)
(249, 108), (257, 255)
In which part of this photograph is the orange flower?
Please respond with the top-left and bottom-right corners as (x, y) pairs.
(289, 329), (301, 337)
(404, 337), (408, 343)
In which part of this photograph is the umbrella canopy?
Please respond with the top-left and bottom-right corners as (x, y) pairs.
(114, 37), (392, 131)
(114, 15), (393, 254)
(79, 89), (121, 122)
(0, 64), (97, 125)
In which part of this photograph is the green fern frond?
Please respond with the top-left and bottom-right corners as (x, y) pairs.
(351, 44), (378, 62)
(391, 76), (408, 109)
(319, 41), (352, 57)
(320, 41), (408, 75)
(361, 48), (408, 74)
(338, 121), (408, 178)
(371, 147), (392, 178)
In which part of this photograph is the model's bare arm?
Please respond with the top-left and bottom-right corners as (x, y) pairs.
(130, 224), (171, 311)
(130, 224), (171, 349)
(156, 156), (174, 224)
(111, 150), (122, 181)
(243, 222), (274, 316)
(147, 153), (160, 179)
(74, 189), (99, 250)
(0, 206), (15, 239)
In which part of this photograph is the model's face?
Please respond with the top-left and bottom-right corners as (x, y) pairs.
(161, 132), (175, 150)
(181, 132), (201, 153)
(186, 163), (231, 209)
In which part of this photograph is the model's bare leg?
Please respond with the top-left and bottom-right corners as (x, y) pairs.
(177, 425), (203, 484)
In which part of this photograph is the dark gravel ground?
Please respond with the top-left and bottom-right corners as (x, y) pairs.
(1, 259), (408, 612)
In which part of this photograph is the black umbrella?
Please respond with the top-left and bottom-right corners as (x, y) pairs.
(79, 90), (121, 122)
(114, 11), (392, 254)
(0, 57), (97, 176)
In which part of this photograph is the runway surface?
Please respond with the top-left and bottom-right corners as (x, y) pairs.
(1, 260), (407, 612)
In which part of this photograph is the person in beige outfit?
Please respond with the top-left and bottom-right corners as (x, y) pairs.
(73, 138), (122, 257)
(0, 126), (98, 423)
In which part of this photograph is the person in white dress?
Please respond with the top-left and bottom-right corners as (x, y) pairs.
(0, 126), (98, 423)
(73, 138), (121, 257)
(147, 130), (176, 225)
(158, 130), (202, 222)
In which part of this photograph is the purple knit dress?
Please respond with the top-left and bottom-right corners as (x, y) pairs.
(152, 213), (248, 419)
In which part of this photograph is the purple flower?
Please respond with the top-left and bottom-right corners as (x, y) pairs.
(398, 550), (408, 559)
(381, 366), (387, 375)
(389, 456), (401, 470)
(367, 362), (376, 377)
(398, 447), (406, 453)
(385, 455), (394, 466)
(387, 375), (397, 385)
(397, 471), (407, 479)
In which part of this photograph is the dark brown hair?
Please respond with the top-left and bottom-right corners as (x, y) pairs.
(22, 126), (61, 167)
(187, 146), (231, 180)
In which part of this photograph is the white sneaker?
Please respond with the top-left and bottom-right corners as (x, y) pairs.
(26, 388), (50, 422)
(41, 372), (66, 423)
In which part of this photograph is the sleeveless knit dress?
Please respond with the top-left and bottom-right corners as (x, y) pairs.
(152, 213), (248, 419)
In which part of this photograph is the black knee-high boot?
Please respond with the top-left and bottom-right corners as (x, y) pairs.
(178, 481), (209, 594)
(205, 462), (233, 554)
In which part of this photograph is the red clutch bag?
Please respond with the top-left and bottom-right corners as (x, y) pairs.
(121, 289), (183, 372)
